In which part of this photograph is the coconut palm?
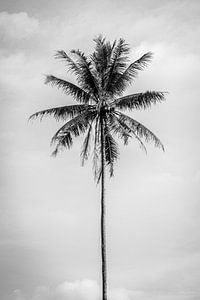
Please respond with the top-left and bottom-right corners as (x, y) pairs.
(30, 36), (165, 300)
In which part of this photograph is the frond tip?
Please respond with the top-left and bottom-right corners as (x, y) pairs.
(45, 75), (91, 104)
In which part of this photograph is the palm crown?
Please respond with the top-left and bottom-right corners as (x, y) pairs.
(30, 36), (165, 181)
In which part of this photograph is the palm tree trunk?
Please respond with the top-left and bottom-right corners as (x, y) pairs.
(100, 118), (107, 300)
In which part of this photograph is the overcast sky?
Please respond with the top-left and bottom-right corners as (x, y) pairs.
(0, 0), (200, 299)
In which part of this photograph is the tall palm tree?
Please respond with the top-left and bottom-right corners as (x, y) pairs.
(30, 36), (165, 300)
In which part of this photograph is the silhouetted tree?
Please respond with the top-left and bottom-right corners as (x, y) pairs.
(30, 36), (165, 300)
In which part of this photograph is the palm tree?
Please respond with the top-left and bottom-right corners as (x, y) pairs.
(30, 36), (165, 300)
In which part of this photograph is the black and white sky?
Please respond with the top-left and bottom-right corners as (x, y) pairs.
(0, 0), (200, 299)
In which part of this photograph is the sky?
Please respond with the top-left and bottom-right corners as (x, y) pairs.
(0, 0), (200, 299)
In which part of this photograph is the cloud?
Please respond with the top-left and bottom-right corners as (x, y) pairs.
(9, 280), (143, 300)
(9, 279), (199, 300)
(56, 279), (99, 300)
(0, 12), (39, 41)
(55, 278), (199, 300)
(10, 289), (25, 300)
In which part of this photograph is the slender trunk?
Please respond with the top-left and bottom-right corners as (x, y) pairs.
(100, 118), (107, 300)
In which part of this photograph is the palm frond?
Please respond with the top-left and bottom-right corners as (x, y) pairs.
(129, 130), (147, 153)
(51, 110), (96, 155)
(55, 50), (81, 77)
(93, 117), (101, 184)
(91, 35), (114, 89)
(45, 75), (91, 103)
(111, 52), (153, 95)
(70, 49), (99, 99)
(108, 113), (147, 152)
(113, 91), (165, 111)
(110, 38), (130, 72)
(92, 35), (112, 72)
(81, 124), (93, 165)
(51, 132), (73, 156)
(127, 52), (153, 73)
(107, 113), (131, 145)
(116, 112), (164, 150)
(115, 114), (147, 152)
(104, 39), (130, 95)
(29, 104), (94, 121)
(104, 119), (119, 177)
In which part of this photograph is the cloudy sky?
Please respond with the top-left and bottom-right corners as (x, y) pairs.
(0, 0), (200, 299)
